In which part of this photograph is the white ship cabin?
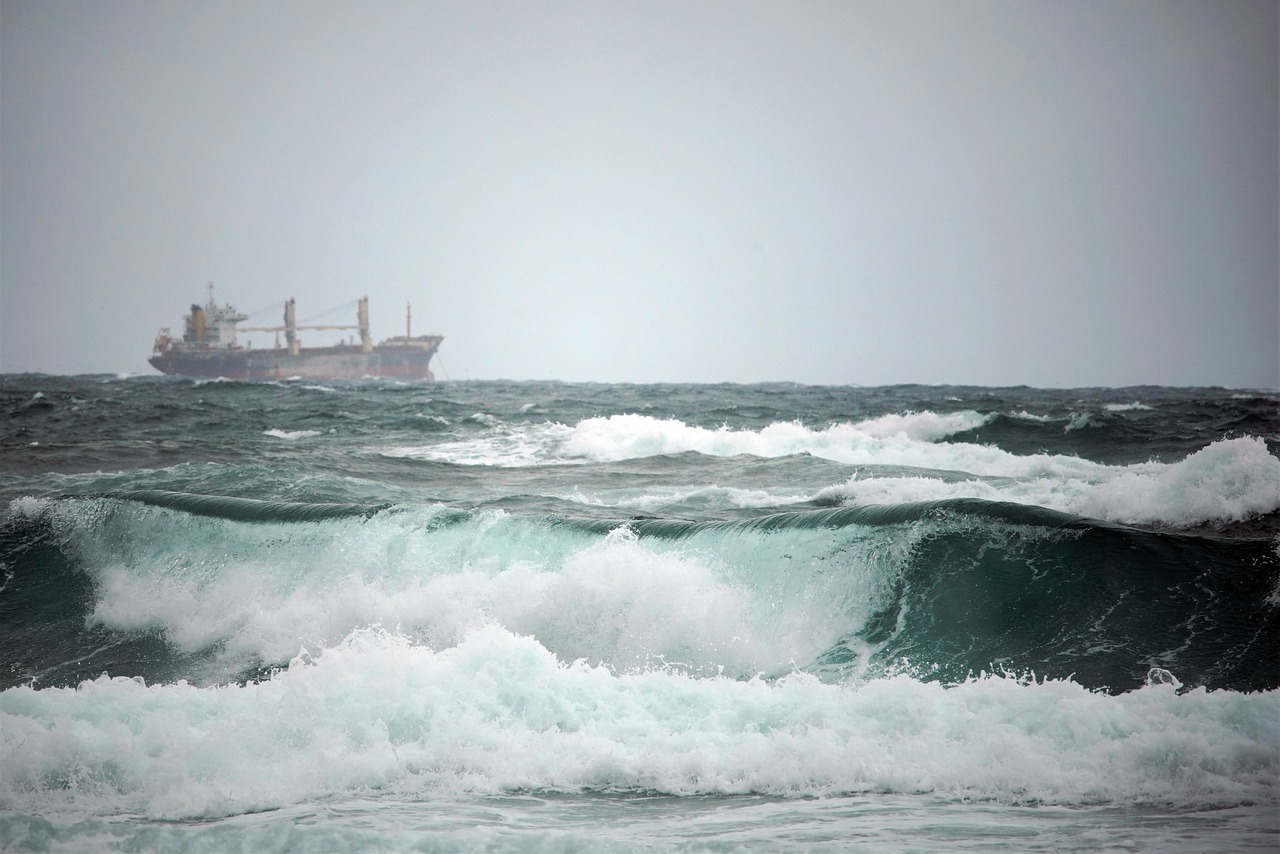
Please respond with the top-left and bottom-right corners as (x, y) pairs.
(184, 297), (248, 349)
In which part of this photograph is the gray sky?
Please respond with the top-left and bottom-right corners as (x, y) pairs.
(2, 0), (1277, 387)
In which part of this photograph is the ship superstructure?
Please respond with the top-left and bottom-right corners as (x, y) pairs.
(149, 286), (443, 379)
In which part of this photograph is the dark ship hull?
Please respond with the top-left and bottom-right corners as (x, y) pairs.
(149, 339), (442, 380)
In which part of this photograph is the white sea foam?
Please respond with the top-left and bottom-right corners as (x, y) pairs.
(561, 412), (994, 463)
(563, 484), (811, 513)
(1009, 410), (1055, 423)
(383, 412), (999, 469)
(1, 627), (1274, 820)
(263, 428), (322, 440)
(32, 497), (908, 685)
(1080, 436), (1280, 524)
(822, 436), (1280, 527)
(1104, 402), (1153, 412)
(386, 423), (576, 466)
(553, 414), (1111, 481)
(1064, 412), (1093, 432)
(82, 516), (850, 680)
(377, 413), (1277, 526)
(838, 411), (995, 441)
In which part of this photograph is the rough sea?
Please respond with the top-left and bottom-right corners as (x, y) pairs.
(2, 375), (1277, 852)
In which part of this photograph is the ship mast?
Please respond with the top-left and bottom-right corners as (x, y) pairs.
(406, 302), (412, 342)
(284, 298), (300, 355)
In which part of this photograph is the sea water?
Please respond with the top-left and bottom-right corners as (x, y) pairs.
(1, 377), (1277, 852)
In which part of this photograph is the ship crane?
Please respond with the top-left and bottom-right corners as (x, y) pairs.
(240, 298), (374, 354)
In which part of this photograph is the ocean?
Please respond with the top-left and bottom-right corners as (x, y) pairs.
(1, 375), (1277, 852)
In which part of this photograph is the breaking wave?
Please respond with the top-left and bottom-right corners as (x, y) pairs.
(3, 626), (1275, 820)
(4, 495), (1275, 694)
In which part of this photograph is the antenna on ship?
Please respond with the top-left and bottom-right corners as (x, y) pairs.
(406, 302), (412, 343)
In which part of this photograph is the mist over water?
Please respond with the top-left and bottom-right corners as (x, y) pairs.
(2, 376), (1277, 851)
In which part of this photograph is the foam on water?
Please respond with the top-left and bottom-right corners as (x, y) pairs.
(1009, 410), (1055, 423)
(1064, 412), (1094, 432)
(381, 413), (1277, 527)
(22, 499), (887, 682)
(823, 436), (1280, 526)
(384, 415), (1108, 486)
(560, 412), (997, 463)
(15, 490), (1276, 701)
(263, 428), (322, 440)
(562, 484), (813, 514)
(384, 412), (1008, 470)
(1, 626), (1275, 821)
(385, 422), (577, 467)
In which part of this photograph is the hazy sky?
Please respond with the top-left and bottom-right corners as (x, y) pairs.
(2, 0), (1277, 386)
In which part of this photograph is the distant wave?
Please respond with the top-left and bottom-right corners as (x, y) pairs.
(79, 490), (391, 523)
(383, 411), (1002, 468)
(820, 436), (1280, 527)
(264, 428), (322, 440)
(381, 413), (1279, 528)
(560, 411), (996, 462)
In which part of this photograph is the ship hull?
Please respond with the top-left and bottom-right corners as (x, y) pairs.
(149, 341), (441, 380)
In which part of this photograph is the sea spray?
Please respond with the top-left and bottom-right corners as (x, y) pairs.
(5, 494), (1276, 692)
(3, 626), (1276, 821)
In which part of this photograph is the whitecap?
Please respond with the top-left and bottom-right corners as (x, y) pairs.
(264, 428), (322, 441)
(2, 627), (1274, 820)
(823, 435), (1280, 527)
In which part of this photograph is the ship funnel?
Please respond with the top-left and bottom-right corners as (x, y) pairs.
(190, 305), (206, 343)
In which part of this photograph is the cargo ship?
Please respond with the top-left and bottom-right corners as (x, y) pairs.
(149, 286), (443, 380)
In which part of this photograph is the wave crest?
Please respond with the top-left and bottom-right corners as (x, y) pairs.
(822, 436), (1280, 527)
(2, 626), (1275, 820)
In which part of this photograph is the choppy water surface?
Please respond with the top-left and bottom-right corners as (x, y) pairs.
(2, 376), (1277, 851)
